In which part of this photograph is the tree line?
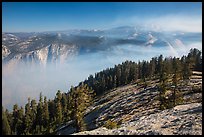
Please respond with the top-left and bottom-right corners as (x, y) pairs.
(2, 48), (202, 135)
(83, 48), (202, 95)
(2, 84), (94, 135)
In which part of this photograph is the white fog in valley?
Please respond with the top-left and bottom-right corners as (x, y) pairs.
(2, 41), (202, 111)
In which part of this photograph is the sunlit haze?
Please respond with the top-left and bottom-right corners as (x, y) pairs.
(2, 2), (202, 111)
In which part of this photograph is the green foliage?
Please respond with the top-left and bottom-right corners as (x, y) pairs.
(56, 101), (62, 126)
(56, 90), (62, 102)
(104, 119), (119, 129)
(30, 99), (37, 134)
(61, 93), (68, 123)
(2, 107), (11, 135)
(11, 104), (18, 134)
(175, 95), (184, 105)
(69, 83), (94, 132)
(159, 88), (184, 110)
(43, 97), (49, 130)
(36, 92), (44, 134)
(84, 48), (201, 97)
(16, 107), (25, 135)
(24, 98), (32, 135)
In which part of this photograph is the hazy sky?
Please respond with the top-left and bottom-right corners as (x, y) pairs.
(2, 2), (202, 32)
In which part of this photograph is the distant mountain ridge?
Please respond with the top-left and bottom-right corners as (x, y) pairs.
(2, 26), (202, 65)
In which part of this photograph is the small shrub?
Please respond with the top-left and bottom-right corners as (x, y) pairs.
(160, 104), (166, 110)
(192, 86), (202, 93)
(104, 119), (118, 129)
(175, 96), (184, 105)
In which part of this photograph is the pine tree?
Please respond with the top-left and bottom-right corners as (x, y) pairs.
(149, 57), (156, 79)
(172, 73), (178, 106)
(141, 61), (147, 81)
(157, 55), (163, 76)
(185, 58), (192, 79)
(113, 75), (117, 88)
(195, 50), (202, 71)
(67, 89), (74, 121)
(129, 63), (136, 82)
(56, 90), (62, 102)
(172, 57), (182, 107)
(36, 92), (44, 134)
(47, 99), (56, 134)
(12, 104), (18, 134)
(124, 62), (130, 84)
(61, 93), (68, 123)
(134, 64), (139, 81)
(158, 55), (168, 110)
(70, 84), (94, 132)
(16, 107), (25, 135)
(101, 76), (106, 92)
(48, 100), (56, 122)
(163, 58), (172, 75)
(2, 107), (11, 135)
(5, 108), (13, 134)
(30, 99), (37, 134)
(116, 66), (122, 86)
(43, 96), (49, 131)
(56, 100), (62, 126)
(55, 90), (63, 126)
(24, 98), (32, 135)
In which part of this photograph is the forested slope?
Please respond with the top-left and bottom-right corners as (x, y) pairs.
(2, 48), (202, 135)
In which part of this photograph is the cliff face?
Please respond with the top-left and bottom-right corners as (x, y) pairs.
(2, 45), (11, 59)
(5, 44), (77, 66)
(2, 33), (78, 65)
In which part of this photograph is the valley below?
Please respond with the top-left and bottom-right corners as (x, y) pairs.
(2, 28), (202, 111)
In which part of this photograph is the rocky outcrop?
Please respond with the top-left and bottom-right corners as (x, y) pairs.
(2, 45), (11, 59)
(2, 33), (78, 65)
(73, 103), (202, 135)
(3, 44), (77, 65)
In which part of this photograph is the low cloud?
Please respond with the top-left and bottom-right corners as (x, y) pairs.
(2, 32), (202, 111)
(111, 14), (202, 33)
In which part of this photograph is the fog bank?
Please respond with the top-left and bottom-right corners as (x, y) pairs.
(2, 41), (202, 111)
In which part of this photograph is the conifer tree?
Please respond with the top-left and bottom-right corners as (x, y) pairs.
(30, 99), (37, 134)
(24, 98), (32, 134)
(158, 55), (168, 110)
(48, 100), (56, 122)
(43, 96), (49, 130)
(16, 107), (25, 135)
(157, 55), (163, 76)
(70, 84), (94, 132)
(12, 104), (18, 134)
(113, 75), (117, 88)
(55, 90), (63, 126)
(5, 108), (13, 134)
(172, 57), (181, 107)
(149, 58), (156, 78)
(61, 93), (68, 123)
(56, 90), (62, 102)
(2, 107), (11, 135)
(36, 92), (44, 134)
(116, 66), (121, 86)
(56, 100), (62, 126)
(182, 56), (192, 82)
